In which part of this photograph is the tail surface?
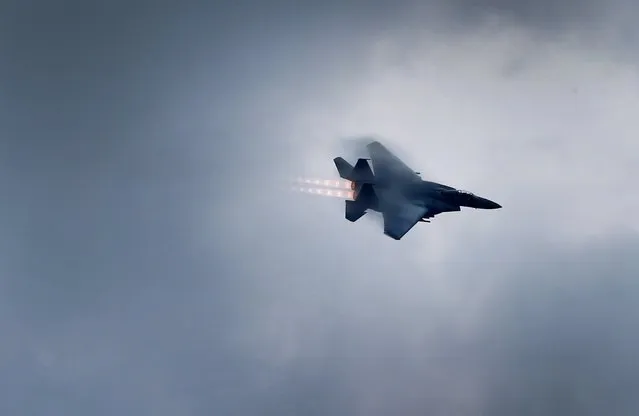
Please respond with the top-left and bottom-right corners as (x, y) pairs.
(344, 183), (378, 222)
(333, 157), (354, 180)
(334, 156), (377, 222)
(333, 157), (374, 182)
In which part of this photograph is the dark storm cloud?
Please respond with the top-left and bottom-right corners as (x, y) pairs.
(1, 0), (637, 415)
(441, 0), (600, 29)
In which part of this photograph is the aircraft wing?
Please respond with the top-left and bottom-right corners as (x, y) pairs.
(377, 189), (428, 240)
(367, 141), (421, 183)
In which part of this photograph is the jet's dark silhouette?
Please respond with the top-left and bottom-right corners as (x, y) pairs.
(334, 141), (501, 240)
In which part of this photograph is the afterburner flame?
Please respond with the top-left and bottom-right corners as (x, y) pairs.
(294, 177), (351, 189)
(291, 186), (354, 200)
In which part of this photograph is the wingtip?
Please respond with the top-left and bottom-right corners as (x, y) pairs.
(383, 231), (402, 241)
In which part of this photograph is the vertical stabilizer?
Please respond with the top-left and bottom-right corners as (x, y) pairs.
(333, 157), (354, 180)
(333, 157), (374, 182)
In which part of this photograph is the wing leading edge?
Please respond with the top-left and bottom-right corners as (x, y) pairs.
(366, 141), (421, 183)
(382, 204), (428, 240)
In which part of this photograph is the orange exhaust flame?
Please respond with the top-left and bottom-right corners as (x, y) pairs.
(291, 186), (354, 200)
(294, 177), (352, 189)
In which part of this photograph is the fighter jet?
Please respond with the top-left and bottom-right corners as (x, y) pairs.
(334, 141), (501, 240)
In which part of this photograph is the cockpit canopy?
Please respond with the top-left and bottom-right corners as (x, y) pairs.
(457, 190), (475, 196)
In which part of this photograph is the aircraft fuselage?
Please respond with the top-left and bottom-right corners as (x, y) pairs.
(367, 179), (501, 218)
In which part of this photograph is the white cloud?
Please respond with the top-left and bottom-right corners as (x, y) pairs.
(266, 23), (639, 245)
(214, 22), (639, 413)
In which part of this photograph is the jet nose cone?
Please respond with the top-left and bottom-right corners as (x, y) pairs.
(486, 200), (502, 209)
(477, 197), (501, 209)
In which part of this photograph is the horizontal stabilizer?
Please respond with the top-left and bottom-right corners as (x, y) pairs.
(345, 200), (367, 222)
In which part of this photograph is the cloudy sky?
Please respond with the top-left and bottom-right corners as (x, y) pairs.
(1, 0), (638, 414)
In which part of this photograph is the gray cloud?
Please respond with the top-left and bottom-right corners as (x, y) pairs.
(1, 0), (638, 415)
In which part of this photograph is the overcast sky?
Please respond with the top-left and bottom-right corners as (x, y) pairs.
(0, 1), (638, 415)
